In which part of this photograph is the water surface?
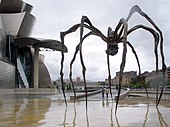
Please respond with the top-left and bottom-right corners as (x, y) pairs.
(0, 93), (170, 127)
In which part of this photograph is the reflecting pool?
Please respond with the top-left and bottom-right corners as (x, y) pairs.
(0, 92), (170, 127)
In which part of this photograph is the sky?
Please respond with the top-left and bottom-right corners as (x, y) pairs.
(24, 0), (170, 81)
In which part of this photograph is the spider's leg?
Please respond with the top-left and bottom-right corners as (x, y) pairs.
(156, 107), (169, 127)
(62, 18), (108, 103)
(113, 21), (125, 41)
(114, 19), (124, 36)
(69, 43), (81, 100)
(126, 41), (150, 99)
(126, 42), (141, 78)
(59, 15), (109, 107)
(106, 27), (114, 100)
(126, 5), (166, 70)
(126, 5), (162, 35)
(107, 53), (113, 100)
(127, 25), (159, 70)
(126, 40), (149, 98)
(126, 6), (166, 105)
(157, 73), (167, 106)
(117, 26), (124, 41)
(127, 25), (159, 72)
(60, 24), (85, 105)
(115, 18), (128, 114)
(60, 32), (67, 106)
(79, 16), (93, 110)
(62, 18), (108, 43)
(63, 24), (81, 36)
(60, 16), (101, 104)
(60, 19), (98, 101)
(77, 16), (109, 109)
(69, 32), (93, 100)
(127, 25), (160, 103)
(119, 25), (159, 65)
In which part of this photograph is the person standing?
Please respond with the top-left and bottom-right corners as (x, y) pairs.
(102, 86), (105, 98)
(106, 88), (109, 99)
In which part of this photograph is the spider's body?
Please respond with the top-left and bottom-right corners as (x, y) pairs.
(106, 43), (119, 56)
(106, 29), (119, 56)
(60, 5), (166, 113)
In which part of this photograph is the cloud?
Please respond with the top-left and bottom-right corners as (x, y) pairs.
(25, 0), (170, 81)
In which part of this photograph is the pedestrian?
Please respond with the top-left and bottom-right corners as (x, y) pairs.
(102, 86), (105, 98)
(106, 88), (109, 98)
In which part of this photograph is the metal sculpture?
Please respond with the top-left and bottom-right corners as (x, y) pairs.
(60, 5), (166, 113)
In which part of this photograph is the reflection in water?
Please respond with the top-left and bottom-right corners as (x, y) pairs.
(110, 102), (114, 127)
(0, 94), (51, 127)
(106, 99), (109, 106)
(102, 98), (109, 107)
(140, 97), (169, 127)
(143, 104), (169, 127)
(143, 99), (149, 127)
(115, 114), (120, 127)
(72, 103), (76, 127)
(102, 98), (105, 107)
(86, 109), (90, 127)
(110, 99), (117, 127)
(102, 98), (121, 127)
(63, 106), (67, 127)
(61, 103), (78, 127)
(16, 98), (28, 119)
(114, 97), (170, 127)
(60, 101), (89, 127)
(157, 107), (168, 127)
(1, 94), (170, 127)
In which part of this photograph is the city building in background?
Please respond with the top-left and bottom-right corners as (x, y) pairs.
(105, 71), (137, 86)
(145, 67), (170, 89)
(104, 68), (170, 90)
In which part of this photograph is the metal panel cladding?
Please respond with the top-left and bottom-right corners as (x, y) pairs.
(0, 60), (15, 88)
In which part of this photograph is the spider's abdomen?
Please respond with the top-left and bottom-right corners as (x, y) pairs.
(105, 44), (119, 56)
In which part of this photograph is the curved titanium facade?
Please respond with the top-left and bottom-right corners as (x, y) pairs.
(0, 0), (23, 13)
(0, 17), (6, 58)
(15, 37), (67, 88)
(0, 0), (67, 88)
(0, 0), (33, 13)
(0, 0), (35, 88)
(0, 60), (15, 88)
(39, 55), (51, 88)
(0, 12), (35, 37)
(15, 37), (68, 52)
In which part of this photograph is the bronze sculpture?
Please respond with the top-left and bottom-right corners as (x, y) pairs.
(60, 5), (166, 113)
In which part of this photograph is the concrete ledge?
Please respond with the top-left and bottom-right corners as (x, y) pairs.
(114, 88), (130, 100)
(15, 88), (56, 94)
(129, 90), (170, 100)
(0, 89), (15, 93)
(130, 90), (170, 94)
(70, 89), (102, 100)
(15, 88), (29, 93)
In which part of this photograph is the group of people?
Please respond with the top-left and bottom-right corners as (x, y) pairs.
(102, 87), (109, 98)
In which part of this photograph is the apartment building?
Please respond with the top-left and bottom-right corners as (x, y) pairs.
(105, 71), (137, 86)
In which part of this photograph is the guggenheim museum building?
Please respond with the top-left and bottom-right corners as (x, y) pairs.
(0, 0), (67, 89)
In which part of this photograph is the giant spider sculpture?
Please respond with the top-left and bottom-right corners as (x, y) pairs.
(59, 5), (166, 113)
